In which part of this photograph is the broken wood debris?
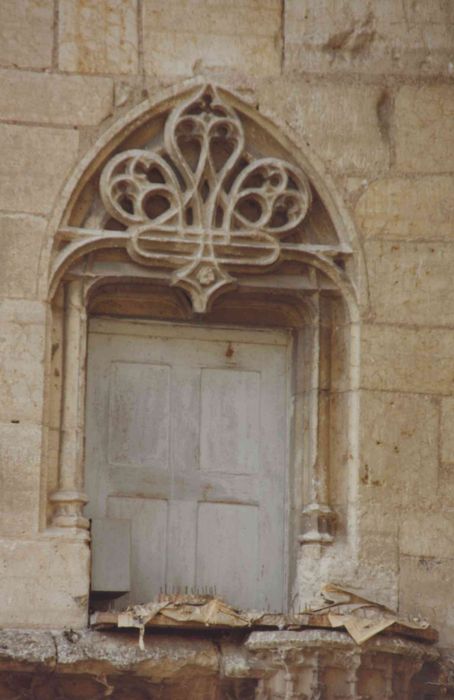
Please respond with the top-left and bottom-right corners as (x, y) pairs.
(90, 588), (438, 648)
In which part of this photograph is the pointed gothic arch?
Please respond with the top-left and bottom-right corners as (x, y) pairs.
(43, 82), (361, 609)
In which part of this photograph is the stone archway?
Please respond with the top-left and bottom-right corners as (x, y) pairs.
(43, 81), (361, 613)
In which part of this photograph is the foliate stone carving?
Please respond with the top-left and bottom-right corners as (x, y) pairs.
(99, 84), (312, 312)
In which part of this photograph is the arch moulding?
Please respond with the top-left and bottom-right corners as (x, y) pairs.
(43, 81), (361, 607)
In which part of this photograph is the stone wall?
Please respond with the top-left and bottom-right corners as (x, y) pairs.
(0, 0), (453, 661)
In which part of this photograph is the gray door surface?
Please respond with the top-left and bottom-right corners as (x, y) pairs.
(85, 318), (290, 611)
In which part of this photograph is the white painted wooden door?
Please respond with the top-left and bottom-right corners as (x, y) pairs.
(85, 318), (290, 611)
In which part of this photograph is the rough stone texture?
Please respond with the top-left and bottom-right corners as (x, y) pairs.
(0, 629), (439, 699)
(257, 80), (390, 174)
(0, 539), (89, 629)
(400, 555), (454, 646)
(0, 0), (54, 70)
(0, 70), (113, 126)
(395, 85), (454, 173)
(356, 390), (439, 609)
(284, 0), (454, 77)
(0, 424), (42, 536)
(441, 398), (454, 464)
(361, 324), (454, 395)
(0, 124), (78, 215)
(365, 240), (454, 326)
(359, 391), (438, 512)
(355, 176), (454, 240)
(0, 0), (452, 682)
(401, 514), (454, 560)
(142, 0), (282, 78)
(58, 0), (139, 75)
(54, 629), (219, 678)
(0, 214), (47, 299)
(0, 300), (46, 424)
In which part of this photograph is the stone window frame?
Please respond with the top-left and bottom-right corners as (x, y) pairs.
(42, 81), (362, 609)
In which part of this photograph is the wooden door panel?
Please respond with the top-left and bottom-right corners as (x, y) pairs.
(200, 368), (260, 475)
(195, 502), (259, 610)
(85, 319), (290, 611)
(108, 361), (170, 469)
(107, 496), (168, 605)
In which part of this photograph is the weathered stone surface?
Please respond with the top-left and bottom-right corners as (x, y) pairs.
(0, 423), (42, 536)
(401, 514), (454, 559)
(0, 628), (437, 699)
(257, 80), (389, 173)
(0, 124), (78, 215)
(142, 0), (281, 78)
(355, 176), (454, 240)
(0, 70), (113, 126)
(365, 240), (454, 326)
(284, 0), (454, 77)
(439, 463), (454, 509)
(58, 0), (139, 74)
(0, 300), (46, 424)
(55, 630), (219, 679)
(0, 539), (89, 628)
(399, 555), (454, 645)
(0, 630), (55, 672)
(0, 0), (53, 70)
(441, 398), (454, 464)
(360, 324), (454, 395)
(0, 214), (47, 299)
(395, 86), (454, 173)
(359, 391), (438, 510)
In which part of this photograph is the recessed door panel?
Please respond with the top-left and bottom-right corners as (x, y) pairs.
(108, 362), (170, 469)
(196, 502), (259, 609)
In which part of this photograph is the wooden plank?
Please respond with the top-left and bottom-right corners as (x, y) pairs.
(90, 610), (438, 643)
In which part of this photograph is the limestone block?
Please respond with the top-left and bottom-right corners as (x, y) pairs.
(0, 630), (56, 672)
(0, 539), (90, 628)
(58, 0), (138, 75)
(0, 0), (53, 70)
(284, 0), (454, 77)
(441, 398), (454, 463)
(399, 555), (454, 644)
(357, 502), (399, 574)
(142, 0), (281, 78)
(395, 86), (454, 173)
(365, 240), (454, 326)
(0, 70), (113, 126)
(55, 630), (219, 678)
(360, 324), (454, 395)
(0, 214), (47, 299)
(358, 391), (438, 511)
(328, 391), (352, 506)
(401, 513), (454, 559)
(0, 124), (78, 215)
(355, 176), (454, 240)
(0, 423), (42, 536)
(0, 300), (46, 423)
(439, 464), (454, 510)
(257, 80), (389, 174)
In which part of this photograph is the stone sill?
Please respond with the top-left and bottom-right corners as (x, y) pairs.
(0, 627), (441, 699)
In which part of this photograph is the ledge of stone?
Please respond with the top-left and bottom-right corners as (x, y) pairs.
(0, 627), (442, 699)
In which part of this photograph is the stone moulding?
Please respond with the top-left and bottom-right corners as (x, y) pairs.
(100, 84), (312, 312)
(44, 81), (361, 609)
(49, 83), (355, 306)
(0, 628), (440, 699)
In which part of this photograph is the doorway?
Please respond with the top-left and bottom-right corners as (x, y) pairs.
(85, 317), (291, 612)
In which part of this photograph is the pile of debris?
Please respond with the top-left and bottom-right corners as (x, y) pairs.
(91, 583), (436, 649)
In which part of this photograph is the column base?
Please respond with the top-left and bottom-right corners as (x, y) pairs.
(49, 490), (90, 530)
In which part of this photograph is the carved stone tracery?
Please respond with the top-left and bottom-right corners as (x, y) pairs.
(99, 85), (312, 311)
(47, 83), (357, 583)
